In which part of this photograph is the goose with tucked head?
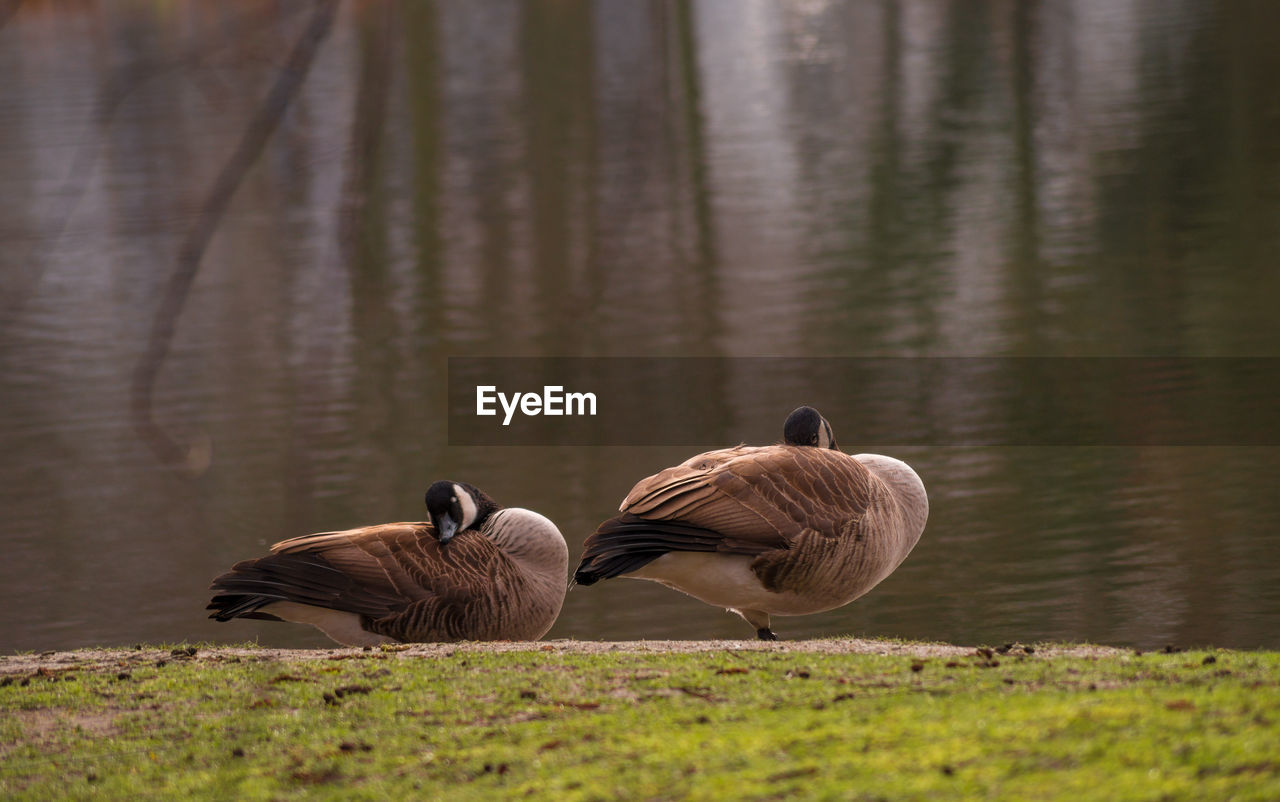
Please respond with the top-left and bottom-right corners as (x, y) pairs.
(573, 406), (927, 640)
(208, 481), (569, 645)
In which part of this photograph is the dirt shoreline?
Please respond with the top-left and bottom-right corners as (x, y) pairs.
(0, 638), (1133, 676)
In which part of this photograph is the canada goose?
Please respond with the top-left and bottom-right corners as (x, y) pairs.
(207, 481), (569, 645)
(573, 407), (927, 640)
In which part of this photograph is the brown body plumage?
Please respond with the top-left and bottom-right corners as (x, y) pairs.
(573, 408), (928, 639)
(208, 482), (568, 645)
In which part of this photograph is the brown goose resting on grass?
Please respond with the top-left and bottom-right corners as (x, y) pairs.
(208, 481), (568, 645)
(573, 406), (928, 640)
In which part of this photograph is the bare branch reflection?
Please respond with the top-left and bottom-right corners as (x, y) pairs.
(131, 0), (339, 469)
(0, 2), (308, 326)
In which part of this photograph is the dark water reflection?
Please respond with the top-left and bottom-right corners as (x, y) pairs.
(1, 1), (1278, 651)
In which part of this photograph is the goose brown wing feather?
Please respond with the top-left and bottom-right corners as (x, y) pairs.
(575, 446), (879, 584)
(207, 523), (511, 629)
(623, 446), (876, 545)
(620, 446), (749, 511)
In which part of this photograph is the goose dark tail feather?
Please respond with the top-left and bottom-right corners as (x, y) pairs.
(207, 595), (284, 621)
(572, 513), (727, 585)
(206, 551), (391, 621)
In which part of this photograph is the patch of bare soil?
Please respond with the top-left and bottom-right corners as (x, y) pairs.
(0, 639), (1126, 676)
(1, 709), (119, 759)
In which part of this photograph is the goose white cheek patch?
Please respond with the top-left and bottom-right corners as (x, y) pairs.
(453, 483), (478, 529)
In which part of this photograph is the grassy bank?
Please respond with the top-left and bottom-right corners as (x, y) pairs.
(2, 641), (1277, 800)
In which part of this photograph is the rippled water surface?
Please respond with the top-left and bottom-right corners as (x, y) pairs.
(2, 1), (1278, 651)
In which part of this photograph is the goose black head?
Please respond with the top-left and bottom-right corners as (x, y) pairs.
(783, 406), (839, 450)
(424, 481), (498, 545)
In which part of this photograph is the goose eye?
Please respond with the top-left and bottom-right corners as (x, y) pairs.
(450, 496), (457, 503)
(810, 435), (818, 445)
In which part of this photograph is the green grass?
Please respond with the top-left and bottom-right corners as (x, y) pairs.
(2, 643), (1277, 800)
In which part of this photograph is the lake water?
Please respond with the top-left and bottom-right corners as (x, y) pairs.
(2, 1), (1278, 652)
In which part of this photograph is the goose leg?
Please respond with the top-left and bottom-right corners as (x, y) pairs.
(735, 608), (777, 641)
